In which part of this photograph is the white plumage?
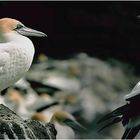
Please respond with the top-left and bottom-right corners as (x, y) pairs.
(0, 18), (46, 92)
(0, 33), (34, 91)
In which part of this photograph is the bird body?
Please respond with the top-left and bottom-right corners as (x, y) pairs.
(0, 35), (34, 91)
(0, 18), (46, 92)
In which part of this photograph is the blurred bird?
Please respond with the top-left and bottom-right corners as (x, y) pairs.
(5, 87), (59, 119)
(31, 99), (63, 123)
(4, 88), (33, 119)
(13, 78), (39, 107)
(26, 79), (61, 96)
(35, 101), (60, 113)
(50, 111), (86, 139)
(31, 101), (60, 122)
(98, 81), (140, 139)
(0, 18), (46, 93)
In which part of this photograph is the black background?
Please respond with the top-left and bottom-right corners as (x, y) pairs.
(1, 1), (140, 71)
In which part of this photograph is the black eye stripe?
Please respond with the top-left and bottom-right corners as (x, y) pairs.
(15, 24), (24, 30)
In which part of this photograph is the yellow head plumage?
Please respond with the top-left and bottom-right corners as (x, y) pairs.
(0, 18), (23, 33)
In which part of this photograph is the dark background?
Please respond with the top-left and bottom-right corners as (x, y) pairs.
(1, 2), (140, 71)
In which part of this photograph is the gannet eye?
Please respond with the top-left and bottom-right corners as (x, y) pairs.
(15, 24), (24, 30)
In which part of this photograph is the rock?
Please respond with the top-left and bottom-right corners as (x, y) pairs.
(0, 104), (56, 139)
(25, 120), (57, 139)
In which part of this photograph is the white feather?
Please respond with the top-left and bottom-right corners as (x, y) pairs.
(0, 32), (34, 91)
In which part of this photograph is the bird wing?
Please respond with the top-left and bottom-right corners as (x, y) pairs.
(98, 117), (122, 132)
(0, 50), (10, 74)
(36, 101), (59, 112)
(26, 79), (61, 95)
(122, 126), (140, 139)
(124, 81), (140, 101)
(122, 115), (140, 139)
(97, 104), (129, 133)
(97, 104), (128, 124)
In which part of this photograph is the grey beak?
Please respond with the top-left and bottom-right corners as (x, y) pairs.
(16, 26), (47, 37)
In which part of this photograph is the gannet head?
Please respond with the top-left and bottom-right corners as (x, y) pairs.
(50, 111), (86, 132)
(0, 18), (47, 38)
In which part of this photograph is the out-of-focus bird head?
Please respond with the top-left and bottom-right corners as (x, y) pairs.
(51, 111), (75, 124)
(32, 112), (48, 123)
(50, 111), (86, 132)
(0, 18), (47, 42)
(4, 88), (25, 104)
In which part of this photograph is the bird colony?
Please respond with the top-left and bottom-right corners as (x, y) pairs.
(0, 18), (139, 139)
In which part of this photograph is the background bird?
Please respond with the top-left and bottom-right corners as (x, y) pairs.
(26, 79), (61, 96)
(0, 18), (46, 94)
(50, 111), (86, 139)
(98, 81), (140, 139)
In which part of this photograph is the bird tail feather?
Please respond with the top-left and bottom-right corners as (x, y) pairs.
(97, 104), (128, 124)
(122, 126), (140, 139)
(98, 117), (122, 132)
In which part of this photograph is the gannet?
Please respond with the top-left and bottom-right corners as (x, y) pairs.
(98, 81), (140, 139)
(0, 18), (46, 92)
(50, 111), (86, 139)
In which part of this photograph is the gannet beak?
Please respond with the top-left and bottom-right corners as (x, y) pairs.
(16, 26), (47, 37)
